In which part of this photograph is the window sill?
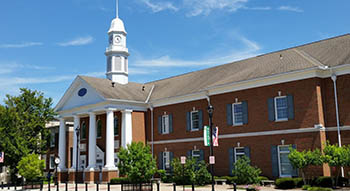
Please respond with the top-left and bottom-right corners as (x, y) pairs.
(190, 129), (199, 132)
(96, 137), (102, 139)
(233, 123), (243, 127)
(275, 119), (288, 122)
(279, 175), (292, 178)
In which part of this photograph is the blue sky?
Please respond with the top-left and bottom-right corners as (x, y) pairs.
(0, 0), (349, 105)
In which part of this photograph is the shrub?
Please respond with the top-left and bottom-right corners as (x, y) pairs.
(118, 142), (157, 183)
(302, 185), (311, 190)
(275, 177), (296, 189)
(171, 158), (211, 185)
(110, 177), (129, 184)
(313, 177), (333, 188)
(307, 187), (332, 191)
(231, 156), (262, 184)
(17, 154), (45, 182)
(294, 177), (304, 188)
(258, 176), (268, 181)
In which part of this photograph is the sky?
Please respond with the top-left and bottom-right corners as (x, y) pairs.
(0, 0), (349, 105)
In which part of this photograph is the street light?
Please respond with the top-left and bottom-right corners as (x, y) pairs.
(207, 105), (215, 191)
(75, 125), (80, 191)
(54, 156), (61, 191)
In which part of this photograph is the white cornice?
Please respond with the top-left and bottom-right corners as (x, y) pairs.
(148, 126), (350, 145)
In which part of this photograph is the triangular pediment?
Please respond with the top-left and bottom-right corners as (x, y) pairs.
(55, 76), (106, 112)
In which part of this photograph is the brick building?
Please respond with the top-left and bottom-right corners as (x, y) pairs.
(52, 2), (350, 183)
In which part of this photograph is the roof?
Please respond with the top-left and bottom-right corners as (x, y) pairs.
(81, 34), (350, 103)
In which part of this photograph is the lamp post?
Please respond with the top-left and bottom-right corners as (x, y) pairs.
(75, 125), (80, 191)
(207, 105), (215, 191)
(54, 156), (61, 191)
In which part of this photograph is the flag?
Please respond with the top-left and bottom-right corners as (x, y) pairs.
(203, 126), (210, 146)
(213, 127), (219, 147)
(0, 152), (4, 163)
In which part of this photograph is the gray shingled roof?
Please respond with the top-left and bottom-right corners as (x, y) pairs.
(81, 34), (350, 102)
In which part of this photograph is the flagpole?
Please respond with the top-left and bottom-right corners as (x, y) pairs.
(207, 105), (215, 191)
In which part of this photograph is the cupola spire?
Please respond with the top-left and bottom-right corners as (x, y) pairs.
(105, 0), (129, 84)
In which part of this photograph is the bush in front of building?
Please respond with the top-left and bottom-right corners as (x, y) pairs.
(294, 177), (304, 188)
(171, 158), (211, 186)
(17, 154), (45, 182)
(275, 177), (296, 189)
(110, 177), (130, 184)
(231, 156), (261, 185)
(312, 177), (333, 188)
(118, 142), (157, 183)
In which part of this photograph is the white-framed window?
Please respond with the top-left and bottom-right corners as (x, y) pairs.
(192, 150), (201, 161)
(232, 103), (243, 126)
(190, 111), (199, 131)
(162, 152), (170, 170)
(114, 140), (120, 149)
(96, 119), (102, 138)
(162, 115), (170, 134)
(50, 132), (55, 148)
(278, 145), (293, 177)
(234, 147), (246, 162)
(275, 96), (288, 121)
(49, 154), (55, 169)
(81, 121), (87, 140)
(114, 117), (119, 136)
(80, 143), (86, 152)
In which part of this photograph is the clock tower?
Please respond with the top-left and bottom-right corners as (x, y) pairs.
(105, 1), (129, 84)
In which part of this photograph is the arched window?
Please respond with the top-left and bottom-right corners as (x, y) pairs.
(114, 117), (119, 136)
(81, 121), (86, 139)
(96, 119), (102, 138)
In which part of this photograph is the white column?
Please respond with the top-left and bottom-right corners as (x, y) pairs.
(105, 109), (116, 169)
(58, 118), (66, 171)
(87, 112), (96, 171)
(121, 109), (133, 148)
(72, 115), (80, 170)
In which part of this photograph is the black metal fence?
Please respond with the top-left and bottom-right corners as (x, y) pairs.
(121, 183), (153, 191)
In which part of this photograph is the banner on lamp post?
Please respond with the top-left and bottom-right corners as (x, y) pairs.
(204, 126), (210, 146)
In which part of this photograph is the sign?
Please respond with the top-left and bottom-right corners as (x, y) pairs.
(204, 126), (219, 146)
(213, 126), (219, 147)
(180, 156), (186, 164)
(0, 152), (4, 163)
(203, 126), (210, 146)
(209, 156), (215, 164)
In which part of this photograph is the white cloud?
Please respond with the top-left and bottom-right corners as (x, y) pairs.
(134, 35), (260, 67)
(57, 36), (94, 47)
(0, 42), (43, 48)
(278, 6), (303, 13)
(140, 0), (178, 13)
(183, 0), (248, 16)
(242, 6), (271, 11)
(0, 75), (75, 87)
(0, 61), (54, 75)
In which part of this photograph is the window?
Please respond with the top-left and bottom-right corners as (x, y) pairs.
(278, 146), (293, 177)
(234, 147), (246, 162)
(114, 140), (120, 149)
(275, 96), (288, 121)
(191, 111), (199, 131)
(81, 121), (86, 140)
(192, 150), (201, 161)
(163, 152), (170, 170)
(232, 103), (243, 125)
(114, 117), (119, 136)
(49, 155), (55, 169)
(96, 119), (102, 138)
(50, 132), (55, 148)
(80, 155), (86, 169)
(162, 115), (169, 134)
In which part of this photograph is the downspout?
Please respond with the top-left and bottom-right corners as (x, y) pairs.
(145, 85), (155, 157)
(331, 73), (344, 177)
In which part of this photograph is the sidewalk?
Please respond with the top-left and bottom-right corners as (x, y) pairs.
(0, 183), (303, 191)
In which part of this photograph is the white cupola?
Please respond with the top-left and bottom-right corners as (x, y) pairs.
(105, 0), (129, 84)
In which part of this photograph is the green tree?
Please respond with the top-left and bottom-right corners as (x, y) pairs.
(118, 142), (157, 183)
(288, 148), (323, 185)
(322, 143), (348, 187)
(231, 156), (261, 184)
(0, 88), (55, 180)
(171, 158), (211, 186)
(17, 154), (45, 181)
